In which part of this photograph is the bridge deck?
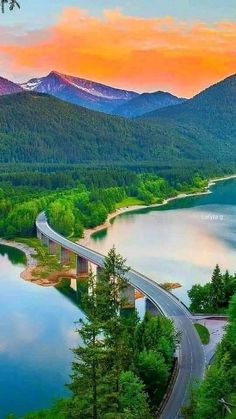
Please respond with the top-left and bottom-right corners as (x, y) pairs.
(36, 212), (205, 419)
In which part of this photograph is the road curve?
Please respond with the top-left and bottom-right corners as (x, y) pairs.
(36, 212), (205, 419)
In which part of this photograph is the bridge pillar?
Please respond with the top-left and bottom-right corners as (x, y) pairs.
(70, 278), (78, 292)
(41, 234), (49, 246)
(60, 247), (71, 265)
(37, 229), (42, 240)
(76, 256), (89, 277)
(122, 284), (135, 308)
(48, 240), (59, 255)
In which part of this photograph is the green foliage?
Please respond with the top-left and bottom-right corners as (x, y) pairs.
(184, 295), (236, 418)
(0, 162), (217, 240)
(68, 272), (113, 418)
(137, 350), (169, 403)
(134, 312), (177, 404)
(67, 249), (152, 418)
(143, 73), (236, 166)
(188, 265), (236, 313)
(66, 249), (176, 418)
(194, 323), (210, 345)
(0, 78), (235, 167)
(22, 400), (67, 418)
(118, 371), (151, 418)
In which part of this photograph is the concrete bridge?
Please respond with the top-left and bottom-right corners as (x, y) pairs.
(36, 211), (205, 419)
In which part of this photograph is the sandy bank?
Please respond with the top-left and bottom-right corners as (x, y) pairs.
(1, 172), (236, 286)
(0, 239), (38, 283)
(78, 173), (236, 247)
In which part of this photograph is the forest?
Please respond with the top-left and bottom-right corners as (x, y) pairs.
(0, 80), (235, 166)
(188, 265), (236, 314)
(0, 165), (208, 239)
(183, 294), (236, 419)
(7, 248), (178, 419)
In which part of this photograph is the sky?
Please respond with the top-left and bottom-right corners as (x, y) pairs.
(0, 0), (236, 97)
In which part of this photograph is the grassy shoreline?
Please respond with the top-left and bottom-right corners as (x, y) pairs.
(78, 173), (236, 246)
(1, 172), (236, 284)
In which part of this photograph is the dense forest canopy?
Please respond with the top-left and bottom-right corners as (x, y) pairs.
(0, 165), (208, 238)
(0, 77), (235, 166)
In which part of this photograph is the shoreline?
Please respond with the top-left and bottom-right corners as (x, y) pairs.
(1, 173), (236, 283)
(78, 173), (236, 247)
(0, 238), (38, 282)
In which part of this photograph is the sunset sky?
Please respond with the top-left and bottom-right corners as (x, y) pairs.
(1, 0), (236, 97)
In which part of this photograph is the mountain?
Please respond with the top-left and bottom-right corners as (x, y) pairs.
(0, 76), (23, 96)
(20, 71), (138, 113)
(0, 73), (235, 167)
(141, 73), (236, 160)
(113, 91), (186, 117)
(0, 91), (202, 165)
(143, 73), (236, 139)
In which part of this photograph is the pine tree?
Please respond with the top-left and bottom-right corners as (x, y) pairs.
(96, 247), (135, 407)
(211, 264), (224, 310)
(68, 272), (110, 418)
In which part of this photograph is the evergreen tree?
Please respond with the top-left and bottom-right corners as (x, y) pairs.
(211, 264), (224, 310)
(68, 272), (110, 418)
(118, 371), (152, 419)
(96, 247), (132, 406)
(68, 250), (138, 417)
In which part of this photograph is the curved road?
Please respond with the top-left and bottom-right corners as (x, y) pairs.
(36, 212), (205, 419)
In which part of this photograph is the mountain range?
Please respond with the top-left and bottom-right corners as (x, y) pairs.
(0, 76), (23, 96)
(113, 91), (185, 117)
(0, 71), (185, 116)
(0, 72), (235, 167)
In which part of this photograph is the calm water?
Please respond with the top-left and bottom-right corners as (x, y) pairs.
(90, 178), (236, 304)
(1, 178), (236, 416)
(0, 245), (84, 418)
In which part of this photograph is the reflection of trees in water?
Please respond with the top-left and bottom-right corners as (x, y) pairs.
(55, 278), (88, 311)
(0, 245), (26, 266)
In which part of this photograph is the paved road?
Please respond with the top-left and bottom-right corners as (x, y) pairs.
(36, 212), (205, 419)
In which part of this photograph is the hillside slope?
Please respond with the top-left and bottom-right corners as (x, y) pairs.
(143, 73), (236, 142)
(0, 76), (23, 96)
(0, 80), (235, 166)
(113, 91), (186, 117)
(0, 92), (207, 165)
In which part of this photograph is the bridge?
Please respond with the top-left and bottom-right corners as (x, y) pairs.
(36, 211), (205, 419)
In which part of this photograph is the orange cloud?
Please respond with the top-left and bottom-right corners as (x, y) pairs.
(1, 8), (236, 97)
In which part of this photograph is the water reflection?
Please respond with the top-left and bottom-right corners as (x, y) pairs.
(0, 245), (84, 418)
(91, 179), (236, 305)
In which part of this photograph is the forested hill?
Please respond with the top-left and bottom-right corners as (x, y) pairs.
(142, 73), (236, 143)
(0, 85), (236, 165)
(0, 92), (201, 164)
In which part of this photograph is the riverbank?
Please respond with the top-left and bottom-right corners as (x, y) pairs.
(78, 173), (236, 247)
(1, 172), (236, 286)
(0, 238), (38, 282)
(0, 238), (75, 287)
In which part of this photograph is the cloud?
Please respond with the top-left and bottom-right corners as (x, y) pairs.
(0, 8), (235, 96)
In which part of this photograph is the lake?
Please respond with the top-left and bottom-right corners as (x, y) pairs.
(0, 245), (84, 418)
(1, 177), (236, 416)
(90, 178), (236, 305)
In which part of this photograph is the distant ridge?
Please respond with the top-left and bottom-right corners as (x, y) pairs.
(113, 91), (186, 117)
(0, 76), (23, 96)
(20, 71), (186, 115)
(0, 70), (235, 167)
(20, 71), (139, 113)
